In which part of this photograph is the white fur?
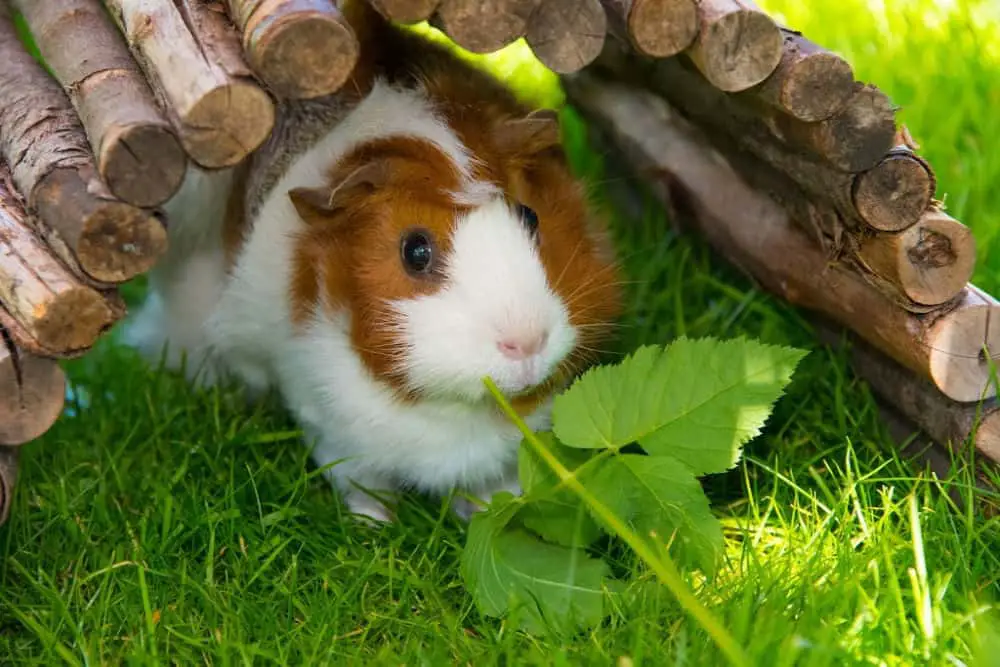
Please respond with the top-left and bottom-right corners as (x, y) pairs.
(125, 80), (576, 522)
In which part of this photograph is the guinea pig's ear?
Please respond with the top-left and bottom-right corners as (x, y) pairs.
(288, 160), (391, 226)
(495, 108), (562, 157)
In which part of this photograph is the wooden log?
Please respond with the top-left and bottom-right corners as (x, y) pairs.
(854, 208), (975, 307)
(365, 0), (440, 23)
(433, 0), (541, 53)
(743, 29), (856, 122)
(615, 52), (926, 230)
(0, 445), (19, 526)
(14, 0), (187, 209)
(224, 0), (360, 99)
(525, 0), (607, 74)
(0, 6), (169, 284)
(853, 147), (937, 232)
(813, 321), (1000, 465)
(600, 0), (698, 58)
(0, 168), (119, 353)
(764, 83), (898, 172)
(103, 0), (276, 169)
(0, 329), (66, 447)
(685, 0), (783, 92)
(562, 71), (1000, 403)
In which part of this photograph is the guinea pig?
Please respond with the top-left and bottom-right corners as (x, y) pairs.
(123, 0), (624, 522)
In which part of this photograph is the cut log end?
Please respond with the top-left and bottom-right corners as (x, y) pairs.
(853, 149), (936, 231)
(927, 288), (1000, 403)
(367, 0), (440, 22)
(32, 286), (117, 352)
(180, 82), (276, 168)
(0, 446), (19, 526)
(434, 0), (540, 54)
(856, 210), (975, 307)
(620, 0), (698, 58)
(688, 6), (783, 92)
(0, 340), (66, 446)
(100, 123), (188, 208)
(525, 0), (607, 74)
(773, 51), (855, 122)
(246, 10), (360, 98)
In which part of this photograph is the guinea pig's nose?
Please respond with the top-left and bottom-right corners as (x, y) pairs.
(497, 331), (548, 360)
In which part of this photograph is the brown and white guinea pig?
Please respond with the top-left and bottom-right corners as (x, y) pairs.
(124, 0), (623, 522)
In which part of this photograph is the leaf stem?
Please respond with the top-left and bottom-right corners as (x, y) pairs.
(484, 377), (750, 667)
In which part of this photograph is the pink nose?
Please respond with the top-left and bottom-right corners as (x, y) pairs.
(497, 332), (548, 360)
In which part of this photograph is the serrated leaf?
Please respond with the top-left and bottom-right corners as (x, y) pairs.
(461, 492), (609, 635)
(552, 337), (807, 475)
(516, 434), (603, 548)
(587, 453), (724, 575)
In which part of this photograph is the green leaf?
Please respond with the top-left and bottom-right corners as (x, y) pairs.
(461, 492), (610, 635)
(552, 337), (808, 475)
(588, 453), (724, 575)
(516, 434), (603, 548)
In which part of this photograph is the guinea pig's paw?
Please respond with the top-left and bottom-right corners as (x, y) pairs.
(451, 478), (523, 521)
(451, 495), (483, 522)
(344, 491), (396, 526)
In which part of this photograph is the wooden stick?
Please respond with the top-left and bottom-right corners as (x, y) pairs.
(432, 0), (541, 54)
(103, 0), (276, 169)
(814, 321), (1000, 465)
(14, 0), (187, 209)
(743, 29), (856, 122)
(562, 72), (1000, 403)
(525, 0), (607, 74)
(365, 0), (440, 23)
(0, 329), (66, 447)
(854, 208), (975, 307)
(0, 168), (119, 353)
(0, 445), (19, 526)
(0, 6), (169, 284)
(685, 0), (783, 92)
(617, 52), (924, 230)
(224, 0), (360, 99)
(853, 147), (937, 232)
(764, 83), (898, 172)
(600, 0), (698, 58)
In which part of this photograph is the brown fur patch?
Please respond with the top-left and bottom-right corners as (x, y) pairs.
(288, 135), (476, 390)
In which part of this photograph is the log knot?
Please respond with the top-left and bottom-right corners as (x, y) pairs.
(909, 228), (956, 269)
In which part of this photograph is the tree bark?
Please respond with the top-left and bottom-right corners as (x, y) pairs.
(763, 83), (897, 173)
(685, 0), (783, 92)
(224, 0), (360, 99)
(103, 0), (276, 169)
(524, 0), (607, 74)
(0, 167), (119, 354)
(0, 445), (19, 526)
(432, 0), (541, 54)
(14, 0), (187, 209)
(365, 0), (440, 23)
(562, 71), (1000, 404)
(0, 329), (66, 447)
(854, 208), (975, 307)
(0, 6), (169, 284)
(741, 29), (856, 122)
(600, 0), (698, 58)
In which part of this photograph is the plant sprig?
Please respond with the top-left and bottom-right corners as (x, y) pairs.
(461, 336), (808, 664)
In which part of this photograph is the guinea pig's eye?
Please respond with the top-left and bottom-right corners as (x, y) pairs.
(400, 229), (435, 276)
(517, 203), (539, 239)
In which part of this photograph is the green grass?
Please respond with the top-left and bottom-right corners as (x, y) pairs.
(4, 1), (1000, 664)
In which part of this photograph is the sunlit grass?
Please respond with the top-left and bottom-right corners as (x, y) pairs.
(3, 1), (1000, 664)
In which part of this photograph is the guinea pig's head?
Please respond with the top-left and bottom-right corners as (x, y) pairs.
(288, 109), (623, 405)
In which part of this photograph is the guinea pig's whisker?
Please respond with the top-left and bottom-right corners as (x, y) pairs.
(551, 238), (585, 293)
